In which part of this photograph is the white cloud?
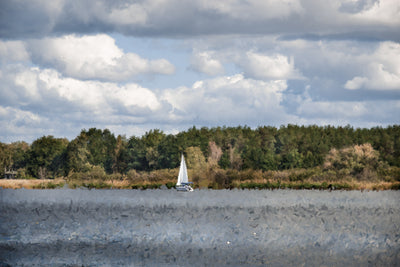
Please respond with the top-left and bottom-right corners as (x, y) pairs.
(297, 99), (369, 118)
(0, 106), (41, 125)
(294, 94), (400, 127)
(190, 51), (224, 75)
(351, 0), (400, 26)
(239, 51), (303, 80)
(344, 76), (369, 90)
(28, 34), (175, 81)
(112, 84), (161, 111)
(107, 3), (148, 25)
(0, 105), (47, 143)
(0, 40), (29, 63)
(10, 67), (162, 115)
(162, 74), (292, 124)
(2, 0), (400, 41)
(345, 42), (400, 90)
(147, 58), (175, 75)
(198, 0), (304, 20)
(37, 69), (108, 110)
(14, 68), (41, 99)
(368, 63), (400, 90)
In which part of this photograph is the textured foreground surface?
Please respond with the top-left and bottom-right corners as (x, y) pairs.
(1, 189), (400, 266)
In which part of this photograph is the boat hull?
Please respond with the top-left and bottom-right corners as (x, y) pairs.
(176, 185), (193, 192)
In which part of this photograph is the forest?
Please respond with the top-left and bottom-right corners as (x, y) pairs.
(1, 125), (400, 190)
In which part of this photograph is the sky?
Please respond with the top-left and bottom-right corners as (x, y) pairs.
(0, 0), (399, 143)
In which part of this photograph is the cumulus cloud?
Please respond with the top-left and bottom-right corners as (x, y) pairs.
(345, 42), (400, 90)
(112, 84), (161, 112)
(351, 0), (400, 26)
(197, 0), (304, 20)
(339, 0), (378, 14)
(2, 65), (163, 122)
(296, 99), (369, 119)
(0, 41), (29, 63)
(1, 0), (399, 41)
(162, 74), (293, 125)
(189, 46), (304, 80)
(238, 51), (303, 80)
(344, 76), (369, 90)
(0, 105), (51, 143)
(1, 64), (294, 141)
(190, 51), (224, 75)
(293, 93), (400, 126)
(107, 3), (148, 26)
(28, 34), (175, 81)
(0, 106), (41, 126)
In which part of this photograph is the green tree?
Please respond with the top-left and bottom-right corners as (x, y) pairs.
(126, 136), (147, 171)
(9, 141), (30, 171)
(0, 143), (13, 177)
(157, 134), (180, 169)
(185, 146), (207, 170)
(27, 136), (68, 178)
(185, 146), (207, 185)
(142, 129), (165, 170)
(112, 135), (128, 173)
(68, 128), (116, 173)
(280, 148), (303, 169)
(219, 150), (231, 169)
(66, 138), (90, 173)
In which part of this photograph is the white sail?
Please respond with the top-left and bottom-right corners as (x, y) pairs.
(177, 154), (189, 186)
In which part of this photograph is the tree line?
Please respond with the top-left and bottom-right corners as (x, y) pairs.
(1, 125), (399, 179)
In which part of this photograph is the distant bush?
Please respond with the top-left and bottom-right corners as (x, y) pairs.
(288, 169), (315, 182)
(130, 183), (162, 190)
(390, 183), (400, 190)
(17, 168), (35, 179)
(322, 143), (390, 181)
(108, 172), (124, 181)
(239, 182), (279, 190)
(86, 165), (107, 180)
(378, 166), (400, 182)
(67, 165), (107, 181)
(32, 181), (64, 189)
(83, 182), (111, 189)
(214, 169), (230, 188)
(149, 169), (177, 182)
(165, 182), (175, 189)
(226, 169), (240, 181)
(126, 169), (177, 184)
(126, 169), (144, 183)
(237, 181), (353, 190)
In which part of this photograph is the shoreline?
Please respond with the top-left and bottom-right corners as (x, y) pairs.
(1, 178), (399, 191)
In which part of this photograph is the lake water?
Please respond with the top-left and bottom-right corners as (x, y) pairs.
(1, 189), (399, 266)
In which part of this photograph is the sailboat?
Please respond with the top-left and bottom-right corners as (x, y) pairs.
(176, 154), (194, 192)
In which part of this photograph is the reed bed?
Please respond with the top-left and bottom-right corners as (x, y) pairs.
(1, 177), (399, 191)
(0, 178), (66, 189)
(1, 166), (399, 190)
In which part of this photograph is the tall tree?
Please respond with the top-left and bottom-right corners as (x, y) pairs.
(27, 136), (68, 178)
(126, 136), (147, 171)
(0, 143), (13, 177)
(10, 141), (30, 170)
(112, 135), (128, 173)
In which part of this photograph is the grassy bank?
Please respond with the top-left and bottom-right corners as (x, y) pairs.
(0, 178), (66, 189)
(1, 178), (399, 190)
(1, 166), (399, 190)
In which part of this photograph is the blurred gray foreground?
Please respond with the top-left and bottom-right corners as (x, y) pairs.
(1, 189), (399, 266)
